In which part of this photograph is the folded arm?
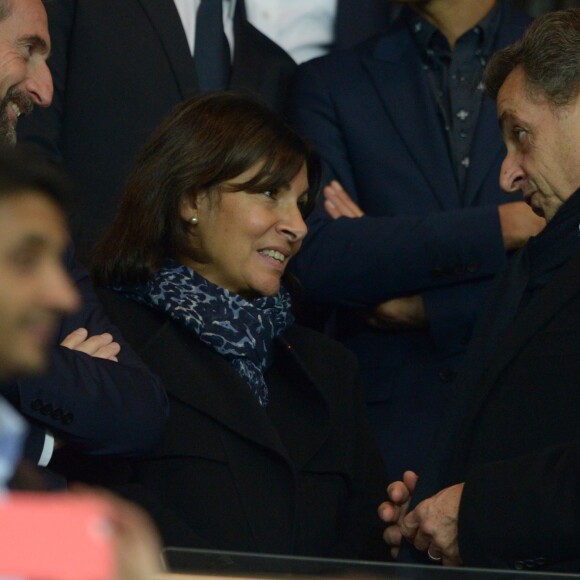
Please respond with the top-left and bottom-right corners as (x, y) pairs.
(11, 248), (168, 461)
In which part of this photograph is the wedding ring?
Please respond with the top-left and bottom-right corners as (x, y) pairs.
(428, 548), (442, 562)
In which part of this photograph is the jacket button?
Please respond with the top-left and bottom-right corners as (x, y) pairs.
(438, 368), (457, 382)
(62, 413), (74, 425)
(515, 561), (524, 570)
(40, 404), (52, 416)
(51, 408), (63, 421)
(536, 557), (546, 566)
(466, 262), (479, 273)
(524, 559), (537, 569)
(31, 399), (43, 411)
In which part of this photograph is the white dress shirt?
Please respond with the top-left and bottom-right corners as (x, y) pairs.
(245, 0), (337, 63)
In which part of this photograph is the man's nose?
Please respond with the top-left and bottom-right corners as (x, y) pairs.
(44, 264), (81, 315)
(499, 152), (525, 193)
(25, 61), (54, 107)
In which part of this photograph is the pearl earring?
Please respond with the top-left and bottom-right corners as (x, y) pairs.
(190, 216), (199, 225)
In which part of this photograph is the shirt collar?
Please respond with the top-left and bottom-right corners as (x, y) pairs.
(403, 2), (502, 60)
(225, 0), (236, 20)
(189, 0), (236, 19)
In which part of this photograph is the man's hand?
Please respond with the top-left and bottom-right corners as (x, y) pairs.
(323, 180), (365, 219)
(498, 202), (545, 251)
(400, 482), (464, 566)
(60, 328), (120, 362)
(378, 470), (419, 559)
(371, 295), (427, 329)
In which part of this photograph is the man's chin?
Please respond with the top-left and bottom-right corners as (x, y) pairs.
(0, 116), (17, 145)
(524, 193), (546, 219)
(14, 329), (56, 376)
(0, 89), (34, 145)
(0, 353), (48, 380)
(17, 352), (49, 376)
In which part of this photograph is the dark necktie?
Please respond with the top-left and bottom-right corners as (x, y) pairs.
(195, 0), (231, 91)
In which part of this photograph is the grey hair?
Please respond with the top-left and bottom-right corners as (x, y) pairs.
(485, 8), (580, 107)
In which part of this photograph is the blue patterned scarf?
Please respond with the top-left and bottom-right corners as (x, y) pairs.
(116, 260), (294, 406)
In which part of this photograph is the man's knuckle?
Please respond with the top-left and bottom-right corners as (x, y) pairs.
(421, 521), (437, 536)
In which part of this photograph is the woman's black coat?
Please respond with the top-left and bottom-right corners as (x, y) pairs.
(97, 290), (388, 560)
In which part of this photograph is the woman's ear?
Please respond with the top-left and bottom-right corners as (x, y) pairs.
(180, 195), (198, 224)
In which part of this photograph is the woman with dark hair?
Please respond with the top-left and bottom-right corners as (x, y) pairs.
(92, 93), (387, 559)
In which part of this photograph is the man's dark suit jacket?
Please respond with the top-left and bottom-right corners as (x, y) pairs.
(17, 0), (296, 258)
(97, 289), (387, 559)
(334, 0), (396, 50)
(403, 219), (580, 571)
(287, 2), (531, 478)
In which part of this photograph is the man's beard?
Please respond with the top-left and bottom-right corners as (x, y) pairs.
(0, 87), (33, 145)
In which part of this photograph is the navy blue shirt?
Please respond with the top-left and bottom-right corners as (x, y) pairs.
(406, 3), (502, 194)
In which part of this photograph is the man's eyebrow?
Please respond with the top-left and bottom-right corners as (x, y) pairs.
(498, 110), (516, 131)
(17, 34), (50, 56)
(9, 235), (49, 254)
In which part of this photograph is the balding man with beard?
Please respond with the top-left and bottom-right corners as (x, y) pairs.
(0, 0), (52, 143)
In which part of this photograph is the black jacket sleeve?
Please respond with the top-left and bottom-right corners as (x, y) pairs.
(459, 441), (580, 571)
(7, 247), (168, 460)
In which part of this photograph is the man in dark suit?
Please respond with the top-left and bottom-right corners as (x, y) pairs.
(0, 147), (163, 575)
(17, 0), (296, 259)
(0, 148), (80, 489)
(287, 0), (545, 479)
(380, 8), (580, 571)
(0, 0), (168, 476)
(0, 5), (163, 572)
(6, 244), (170, 471)
(0, 0), (53, 144)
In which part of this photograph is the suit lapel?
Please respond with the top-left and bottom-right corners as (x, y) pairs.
(457, 250), (580, 440)
(145, 319), (289, 461)
(145, 320), (333, 467)
(137, 0), (199, 98)
(483, 250), (580, 387)
(411, 250), (580, 512)
(275, 330), (332, 470)
(362, 27), (460, 210)
(230, 4), (264, 93)
(334, 0), (393, 50)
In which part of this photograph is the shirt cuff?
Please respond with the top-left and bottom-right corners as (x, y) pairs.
(38, 432), (55, 467)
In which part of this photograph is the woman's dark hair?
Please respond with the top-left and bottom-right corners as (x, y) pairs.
(91, 92), (320, 286)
